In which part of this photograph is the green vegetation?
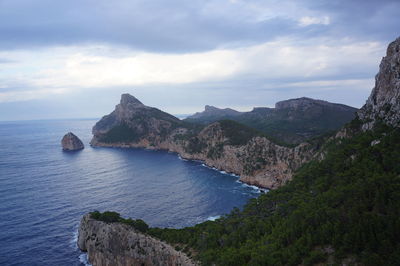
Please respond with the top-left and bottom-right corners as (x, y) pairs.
(99, 123), (141, 143)
(99, 107), (183, 143)
(90, 211), (149, 233)
(185, 136), (207, 153)
(147, 124), (400, 265)
(185, 104), (357, 145)
(207, 143), (224, 159)
(218, 120), (264, 146)
(217, 119), (296, 148)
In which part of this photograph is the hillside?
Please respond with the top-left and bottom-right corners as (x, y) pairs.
(149, 124), (400, 265)
(146, 36), (400, 265)
(184, 97), (357, 144)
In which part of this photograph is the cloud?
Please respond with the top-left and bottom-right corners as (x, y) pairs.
(0, 0), (399, 120)
(298, 16), (330, 27)
(0, 0), (398, 52)
(0, 38), (385, 105)
(0, 88), (66, 102)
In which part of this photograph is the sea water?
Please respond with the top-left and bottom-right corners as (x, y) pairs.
(0, 119), (260, 265)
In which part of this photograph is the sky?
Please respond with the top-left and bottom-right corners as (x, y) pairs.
(0, 0), (399, 120)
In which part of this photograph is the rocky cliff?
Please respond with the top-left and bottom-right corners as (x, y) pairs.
(61, 132), (84, 151)
(358, 37), (400, 130)
(78, 214), (196, 266)
(91, 96), (318, 189)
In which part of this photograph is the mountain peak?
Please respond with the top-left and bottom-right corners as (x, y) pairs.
(204, 105), (219, 112)
(120, 93), (144, 107)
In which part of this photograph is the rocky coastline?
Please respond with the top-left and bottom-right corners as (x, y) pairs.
(90, 125), (317, 189)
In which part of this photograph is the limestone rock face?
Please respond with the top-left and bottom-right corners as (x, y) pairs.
(61, 132), (84, 151)
(358, 37), (400, 130)
(78, 214), (196, 266)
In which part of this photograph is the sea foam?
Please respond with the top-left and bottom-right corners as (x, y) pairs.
(79, 254), (92, 266)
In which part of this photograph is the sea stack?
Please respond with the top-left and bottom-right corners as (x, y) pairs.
(61, 132), (84, 151)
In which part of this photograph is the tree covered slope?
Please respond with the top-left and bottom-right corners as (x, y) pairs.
(148, 122), (400, 265)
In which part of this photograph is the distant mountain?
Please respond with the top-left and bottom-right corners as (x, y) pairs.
(187, 105), (242, 124)
(185, 97), (357, 144)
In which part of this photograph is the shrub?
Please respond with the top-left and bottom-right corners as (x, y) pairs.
(91, 211), (149, 233)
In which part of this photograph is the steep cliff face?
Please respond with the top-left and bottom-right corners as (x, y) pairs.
(358, 37), (400, 130)
(78, 214), (196, 266)
(91, 101), (317, 189)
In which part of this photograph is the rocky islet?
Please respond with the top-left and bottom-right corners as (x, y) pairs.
(61, 132), (84, 151)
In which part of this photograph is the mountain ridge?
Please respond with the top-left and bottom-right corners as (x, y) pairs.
(184, 97), (357, 144)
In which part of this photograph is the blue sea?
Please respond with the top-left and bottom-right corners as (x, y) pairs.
(0, 119), (261, 265)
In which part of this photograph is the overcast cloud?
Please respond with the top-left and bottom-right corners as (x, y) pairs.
(0, 0), (399, 120)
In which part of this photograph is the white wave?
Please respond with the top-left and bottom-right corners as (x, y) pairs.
(248, 185), (260, 190)
(79, 254), (92, 266)
(177, 155), (188, 161)
(72, 226), (92, 266)
(206, 215), (221, 221)
(236, 180), (269, 194)
(70, 228), (79, 248)
(182, 156), (244, 182)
